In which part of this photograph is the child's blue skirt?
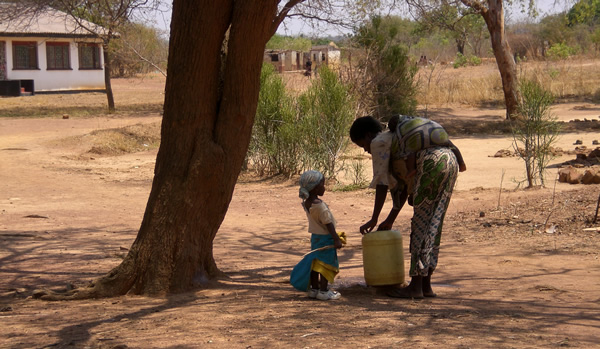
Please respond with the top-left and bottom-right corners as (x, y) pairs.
(290, 234), (339, 291)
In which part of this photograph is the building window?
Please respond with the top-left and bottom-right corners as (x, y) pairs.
(78, 43), (102, 69)
(13, 41), (38, 70)
(46, 42), (70, 70)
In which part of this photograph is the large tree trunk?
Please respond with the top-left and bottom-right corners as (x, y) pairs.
(461, 0), (519, 119)
(39, 0), (280, 300)
(103, 40), (116, 113)
(481, 0), (518, 119)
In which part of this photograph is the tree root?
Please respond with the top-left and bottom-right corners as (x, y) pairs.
(33, 253), (224, 300)
(33, 284), (103, 301)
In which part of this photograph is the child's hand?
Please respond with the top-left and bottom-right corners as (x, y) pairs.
(406, 169), (417, 177)
(459, 163), (467, 172)
(334, 239), (343, 249)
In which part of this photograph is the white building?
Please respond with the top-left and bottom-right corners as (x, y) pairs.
(0, 4), (107, 95)
(310, 42), (341, 69)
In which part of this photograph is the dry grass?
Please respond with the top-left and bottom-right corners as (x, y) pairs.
(84, 123), (161, 155)
(518, 59), (600, 100)
(0, 74), (165, 118)
(52, 122), (162, 156)
(416, 58), (600, 107)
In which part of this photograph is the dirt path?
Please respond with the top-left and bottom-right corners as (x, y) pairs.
(1, 108), (600, 348)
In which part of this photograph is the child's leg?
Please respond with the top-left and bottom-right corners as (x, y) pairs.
(310, 271), (319, 290)
(316, 273), (341, 300)
(319, 273), (328, 291)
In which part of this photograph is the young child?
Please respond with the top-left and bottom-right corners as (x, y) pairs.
(290, 170), (344, 300)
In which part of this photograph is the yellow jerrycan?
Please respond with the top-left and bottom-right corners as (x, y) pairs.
(361, 230), (405, 286)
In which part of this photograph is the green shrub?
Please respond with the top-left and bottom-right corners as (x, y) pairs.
(250, 64), (357, 180)
(298, 66), (356, 179)
(453, 52), (482, 68)
(511, 79), (561, 188)
(249, 64), (300, 177)
(453, 52), (468, 68)
(546, 43), (576, 60)
(468, 55), (482, 66)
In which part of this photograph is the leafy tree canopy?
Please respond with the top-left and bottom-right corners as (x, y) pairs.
(266, 34), (312, 51)
(567, 0), (600, 26)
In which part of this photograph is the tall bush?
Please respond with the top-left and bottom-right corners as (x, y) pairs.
(511, 79), (561, 188)
(352, 16), (418, 121)
(250, 64), (357, 180)
(298, 65), (356, 179)
(249, 64), (300, 177)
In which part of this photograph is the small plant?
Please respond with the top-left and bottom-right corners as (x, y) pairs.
(453, 53), (481, 68)
(333, 183), (369, 192)
(511, 79), (561, 188)
(468, 55), (482, 66)
(453, 52), (468, 68)
(546, 43), (576, 61)
(547, 68), (560, 79)
(347, 158), (368, 186)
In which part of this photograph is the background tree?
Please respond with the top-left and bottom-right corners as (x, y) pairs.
(416, 3), (488, 56)
(567, 0), (600, 26)
(352, 16), (419, 121)
(266, 34), (313, 51)
(110, 22), (168, 77)
(406, 0), (538, 119)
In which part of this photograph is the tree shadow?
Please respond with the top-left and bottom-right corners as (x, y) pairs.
(47, 294), (199, 348)
(0, 226), (137, 298)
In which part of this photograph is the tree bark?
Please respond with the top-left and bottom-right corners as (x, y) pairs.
(103, 40), (116, 113)
(38, 0), (281, 300)
(456, 37), (465, 55)
(461, 0), (519, 119)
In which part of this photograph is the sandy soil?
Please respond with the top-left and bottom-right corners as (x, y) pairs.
(1, 76), (600, 349)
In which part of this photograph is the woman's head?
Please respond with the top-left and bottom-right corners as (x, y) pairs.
(349, 116), (382, 154)
(299, 170), (325, 200)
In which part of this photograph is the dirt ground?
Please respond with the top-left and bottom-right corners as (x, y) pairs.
(1, 76), (600, 349)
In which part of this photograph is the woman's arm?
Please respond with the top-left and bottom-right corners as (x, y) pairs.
(448, 140), (467, 172)
(378, 187), (408, 231)
(361, 184), (388, 234)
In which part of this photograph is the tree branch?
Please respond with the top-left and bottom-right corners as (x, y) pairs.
(271, 0), (305, 36)
(123, 39), (167, 77)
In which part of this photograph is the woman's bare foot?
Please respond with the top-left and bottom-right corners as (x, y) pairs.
(387, 276), (424, 299)
(422, 288), (437, 298)
(422, 274), (437, 298)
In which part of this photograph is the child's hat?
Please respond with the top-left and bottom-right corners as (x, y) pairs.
(299, 170), (323, 200)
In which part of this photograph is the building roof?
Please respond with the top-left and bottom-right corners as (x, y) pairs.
(0, 3), (108, 38)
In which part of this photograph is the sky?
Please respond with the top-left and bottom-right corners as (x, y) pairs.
(148, 0), (570, 39)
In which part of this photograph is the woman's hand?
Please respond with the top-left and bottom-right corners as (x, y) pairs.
(377, 220), (394, 231)
(360, 219), (377, 235)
